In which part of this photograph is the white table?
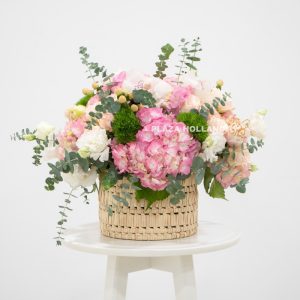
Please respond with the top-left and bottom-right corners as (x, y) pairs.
(64, 221), (240, 300)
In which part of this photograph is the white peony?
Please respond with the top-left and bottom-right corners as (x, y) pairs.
(201, 132), (226, 163)
(249, 113), (266, 140)
(62, 165), (98, 189)
(76, 127), (110, 161)
(35, 122), (55, 140)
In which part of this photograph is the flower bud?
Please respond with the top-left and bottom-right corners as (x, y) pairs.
(118, 95), (127, 104)
(82, 88), (94, 96)
(250, 164), (259, 172)
(131, 104), (139, 112)
(78, 146), (90, 159)
(257, 109), (268, 117)
(216, 79), (224, 90)
(92, 81), (99, 89)
(23, 134), (36, 141)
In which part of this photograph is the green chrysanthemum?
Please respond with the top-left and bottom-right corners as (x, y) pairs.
(176, 112), (208, 142)
(112, 105), (141, 144)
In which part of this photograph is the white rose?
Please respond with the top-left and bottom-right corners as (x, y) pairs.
(35, 122), (55, 140)
(76, 127), (110, 161)
(249, 113), (266, 140)
(62, 165), (98, 189)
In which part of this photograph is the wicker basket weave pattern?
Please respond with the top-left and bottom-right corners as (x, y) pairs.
(98, 176), (198, 241)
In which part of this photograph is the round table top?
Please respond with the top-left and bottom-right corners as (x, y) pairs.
(63, 221), (240, 257)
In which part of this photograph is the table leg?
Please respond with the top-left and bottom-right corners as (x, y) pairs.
(104, 256), (128, 300)
(151, 255), (197, 300)
(104, 256), (151, 300)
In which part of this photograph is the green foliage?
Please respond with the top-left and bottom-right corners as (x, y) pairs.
(166, 175), (186, 205)
(235, 178), (249, 193)
(76, 94), (93, 106)
(176, 37), (202, 83)
(176, 112), (208, 142)
(79, 46), (113, 81)
(54, 189), (76, 246)
(203, 168), (226, 200)
(45, 151), (91, 191)
(101, 163), (119, 190)
(247, 138), (264, 153)
(12, 128), (57, 166)
(132, 89), (156, 107)
(191, 156), (206, 185)
(199, 92), (231, 119)
(204, 167), (214, 193)
(154, 43), (174, 79)
(208, 178), (226, 199)
(86, 96), (121, 129)
(112, 105), (141, 144)
(135, 183), (169, 209)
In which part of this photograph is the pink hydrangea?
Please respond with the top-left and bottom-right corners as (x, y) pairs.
(112, 108), (200, 190)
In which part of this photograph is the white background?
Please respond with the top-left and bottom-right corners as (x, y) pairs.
(1, 0), (299, 299)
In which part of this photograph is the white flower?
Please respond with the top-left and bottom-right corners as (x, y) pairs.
(151, 79), (173, 100)
(76, 127), (110, 161)
(201, 132), (226, 163)
(62, 165), (98, 189)
(180, 95), (201, 112)
(121, 70), (146, 92)
(42, 146), (62, 161)
(194, 81), (223, 105)
(249, 113), (266, 140)
(35, 122), (55, 140)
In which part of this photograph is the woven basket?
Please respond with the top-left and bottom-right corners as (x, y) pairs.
(98, 175), (198, 241)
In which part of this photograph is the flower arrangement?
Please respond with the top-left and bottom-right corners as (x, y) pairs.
(13, 38), (266, 244)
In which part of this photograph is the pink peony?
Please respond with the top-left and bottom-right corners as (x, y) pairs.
(112, 110), (200, 190)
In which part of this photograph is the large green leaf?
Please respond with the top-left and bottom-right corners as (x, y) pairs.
(204, 167), (214, 193)
(209, 179), (226, 200)
(135, 183), (169, 209)
(76, 94), (93, 106)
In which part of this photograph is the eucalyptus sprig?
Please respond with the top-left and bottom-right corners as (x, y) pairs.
(166, 175), (185, 205)
(79, 46), (113, 82)
(55, 189), (76, 246)
(176, 37), (202, 83)
(154, 43), (174, 79)
(199, 92), (231, 119)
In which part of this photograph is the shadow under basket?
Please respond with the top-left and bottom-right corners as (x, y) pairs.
(98, 176), (198, 241)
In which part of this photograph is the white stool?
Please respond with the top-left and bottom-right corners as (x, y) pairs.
(64, 221), (240, 300)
